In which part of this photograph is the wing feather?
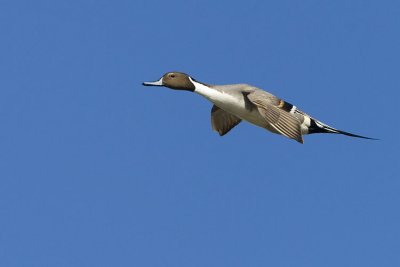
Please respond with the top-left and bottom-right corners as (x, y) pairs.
(246, 92), (304, 143)
(211, 105), (241, 136)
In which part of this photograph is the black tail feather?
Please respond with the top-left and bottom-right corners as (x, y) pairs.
(328, 128), (378, 140)
(308, 119), (378, 140)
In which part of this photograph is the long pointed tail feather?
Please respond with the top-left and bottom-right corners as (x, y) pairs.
(308, 119), (378, 140)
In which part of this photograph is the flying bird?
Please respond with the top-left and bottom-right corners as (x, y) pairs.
(143, 72), (376, 143)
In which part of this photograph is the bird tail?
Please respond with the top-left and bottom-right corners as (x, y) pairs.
(308, 118), (378, 140)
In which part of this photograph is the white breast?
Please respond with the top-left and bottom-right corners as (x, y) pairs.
(191, 79), (267, 128)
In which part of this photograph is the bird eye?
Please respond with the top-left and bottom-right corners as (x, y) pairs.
(170, 74), (176, 78)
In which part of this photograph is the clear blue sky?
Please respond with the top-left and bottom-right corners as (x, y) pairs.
(1, 0), (399, 266)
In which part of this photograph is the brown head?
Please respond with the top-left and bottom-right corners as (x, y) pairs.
(142, 72), (196, 91)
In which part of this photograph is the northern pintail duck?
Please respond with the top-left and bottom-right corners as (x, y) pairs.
(143, 72), (375, 143)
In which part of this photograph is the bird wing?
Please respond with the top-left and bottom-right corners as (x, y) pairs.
(211, 105), (242, 136)
(245, 91), (304, 143)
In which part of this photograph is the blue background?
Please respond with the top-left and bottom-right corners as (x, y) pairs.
(1, 0), (399, 266)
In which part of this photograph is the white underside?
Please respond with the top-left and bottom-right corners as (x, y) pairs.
(190, 78), (314, 135)
(191, 79), (271, 130)
(301, 116), (311, 134)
